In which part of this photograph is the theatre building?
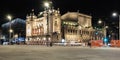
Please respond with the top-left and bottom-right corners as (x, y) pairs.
(26, 9), (61, 45)
(61, 12), (103, 43)
(26, 9), (103, 45)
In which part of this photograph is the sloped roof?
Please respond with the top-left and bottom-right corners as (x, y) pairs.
(61, 12), (92, 21)
(61, 12), (79, 21)
(2, 18), (25, 28)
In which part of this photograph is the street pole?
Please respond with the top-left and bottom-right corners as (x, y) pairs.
(98, 19), (108, 46)
(46, 9), (49, 46)
(103, 22), (107, 46)
(44, 2), (50, 46)
(112, 13), (119, 40)
(118, 15), (120, 40)
(98, 19), (107, 38)
(7, 15), (12, 43)
(104, 22), (106, 38)
(9, 20), (11, 42)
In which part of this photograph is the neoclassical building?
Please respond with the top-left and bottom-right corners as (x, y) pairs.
(26, 9), (103, 45)
(61, 12), (104, 43)
(61, 12), (93, 42)
(26, 9), (61, 45)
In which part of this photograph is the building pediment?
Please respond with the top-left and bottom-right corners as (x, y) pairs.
(61, 12), (79, 21)
(61, 12), (92, 21)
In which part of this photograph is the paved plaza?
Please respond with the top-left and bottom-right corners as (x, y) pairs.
(0, 45), (120, 60)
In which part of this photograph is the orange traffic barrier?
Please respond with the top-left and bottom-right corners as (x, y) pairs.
(91, 40), (103, 47)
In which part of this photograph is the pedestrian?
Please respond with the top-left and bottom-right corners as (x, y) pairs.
(88, 40), (91, 48)
(50, 42), (52, 47)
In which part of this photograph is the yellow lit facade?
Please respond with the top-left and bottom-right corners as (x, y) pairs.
(26, 10), (104, 45)
(61, 12), (103, 43)
(26, 9), (61, 45)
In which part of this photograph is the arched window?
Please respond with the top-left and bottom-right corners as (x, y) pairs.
(54, 21), (57, 26)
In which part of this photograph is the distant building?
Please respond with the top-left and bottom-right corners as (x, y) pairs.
(1, 18), (26, 39)
(26, 9), (104, 45)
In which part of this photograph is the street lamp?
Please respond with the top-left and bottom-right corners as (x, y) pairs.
(7, 15), (12, 43)
(14, 34), (18, 38)
(98, 19), (108, 37)
(98, 19), (108, 46)
(44, 2), (50, 8)
(112, 12), (120, 40)
(7, 15), (12, 20)
(9, 29), (13, 33)
(9, 29), (14, 39)
(44, 2), (50, 46)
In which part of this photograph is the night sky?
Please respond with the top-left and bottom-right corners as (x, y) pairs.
(0, 0), (120, 28)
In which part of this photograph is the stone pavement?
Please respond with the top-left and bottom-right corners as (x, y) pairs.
(0, 45), (120, 60)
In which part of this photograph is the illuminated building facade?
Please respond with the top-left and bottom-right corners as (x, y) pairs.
(26, 9), (103, 45)
(61, 12), (100, 43)
(26, 9), (61, 45)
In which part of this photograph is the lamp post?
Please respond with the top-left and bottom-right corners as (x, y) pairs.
(7, 15), (12, 43)
(44, 2), (50, 8)
(44, 2), (50, 46)
(98, 19), (108, 38)
(44, 2), (50, 34)
(9, 29), (13, 39)
(98, 19), (108, 46)
(112, 12), (120, 40)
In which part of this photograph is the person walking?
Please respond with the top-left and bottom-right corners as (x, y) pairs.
(50, 42), (53, 47)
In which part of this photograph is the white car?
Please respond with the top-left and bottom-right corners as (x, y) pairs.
(3, 42), (9, 45)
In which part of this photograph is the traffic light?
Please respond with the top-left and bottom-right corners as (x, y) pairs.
(103, 37), (108, 43)
(95, 31), (98, 35)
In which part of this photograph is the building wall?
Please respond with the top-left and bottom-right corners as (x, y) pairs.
(61, 12), (103, 43)
(26, 11), (103, 45)
(26, 9), (61, 44)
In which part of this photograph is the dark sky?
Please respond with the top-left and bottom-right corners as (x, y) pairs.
(0, 0), (120, 28)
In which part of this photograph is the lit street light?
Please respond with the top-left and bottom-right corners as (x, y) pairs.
(9, 29), (13, 33)
(7, 15), (12, 43)
(112, 12), (118, 17)
(98, 20), (102, 24)
(98, 19), (108, 37)
(14, 34), (18, 38)
(112, 12), (120, 40)
(44, 2), (51, 46)
(98, 19), (109, 46)
(44, 2), (49, 8)
(7, 15), (12, 20)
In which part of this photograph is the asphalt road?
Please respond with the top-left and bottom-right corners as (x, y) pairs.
(0, 45), (120, 60)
